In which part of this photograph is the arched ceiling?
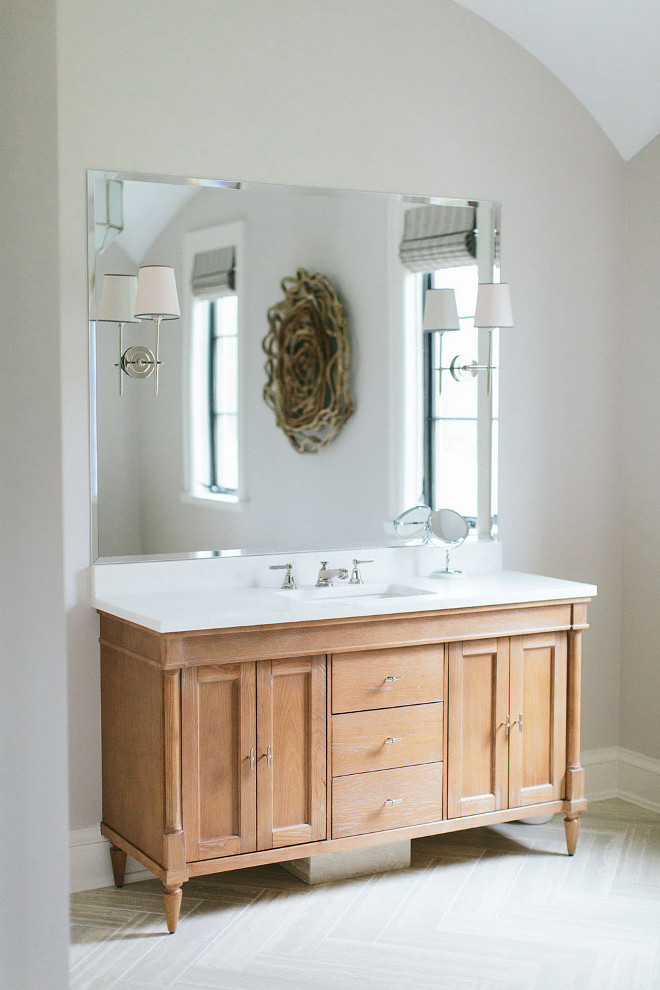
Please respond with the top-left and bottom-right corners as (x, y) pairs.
(452, 0), (660, 160)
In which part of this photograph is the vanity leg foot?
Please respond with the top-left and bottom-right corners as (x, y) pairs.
(110, 845), (127, 887)
(163, 885), (183, 933)
(564, 815), (580, 856)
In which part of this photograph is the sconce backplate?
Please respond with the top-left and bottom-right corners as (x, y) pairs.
(449, 356), (479, 383)
(121, 345), (155, 380)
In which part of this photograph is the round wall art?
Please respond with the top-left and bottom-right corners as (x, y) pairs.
(262, 268), (354, 454)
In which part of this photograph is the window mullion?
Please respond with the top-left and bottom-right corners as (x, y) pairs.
(422, 272), (434, 507)
(208, 301), (218, 490)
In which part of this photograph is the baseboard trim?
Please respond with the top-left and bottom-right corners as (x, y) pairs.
(582, 746), (620, 801)
(618, 747), (660, 814)
(70, 747), (660, 892)
(69, 826), (152, 893)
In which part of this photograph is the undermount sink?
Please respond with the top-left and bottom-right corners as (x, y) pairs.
(275, 583), (436, 604)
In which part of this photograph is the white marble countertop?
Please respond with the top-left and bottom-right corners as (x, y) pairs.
(93, 569), (597, 634)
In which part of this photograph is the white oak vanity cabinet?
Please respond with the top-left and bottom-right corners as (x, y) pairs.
(99, 596), (589, 933)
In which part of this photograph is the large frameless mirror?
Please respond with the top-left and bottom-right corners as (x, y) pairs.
(89, 171), (501, 561)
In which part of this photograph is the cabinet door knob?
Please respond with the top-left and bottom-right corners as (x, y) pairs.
(385, 797), (403, 806)
(384, 675), (403, 683)
(385, 736), (403, 744)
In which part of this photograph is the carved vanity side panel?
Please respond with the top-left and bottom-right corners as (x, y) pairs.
(100, 643), (168, 867)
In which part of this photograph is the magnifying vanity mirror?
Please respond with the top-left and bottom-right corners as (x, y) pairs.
(89, 171), (501, 562)
(427, 508), (470, 577)
(394, 504), (469, 577)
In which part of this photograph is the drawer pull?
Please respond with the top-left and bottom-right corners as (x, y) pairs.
(385, 797), (403, 806)
(385, 736), (403, 744)
(384, 675), (403, 683)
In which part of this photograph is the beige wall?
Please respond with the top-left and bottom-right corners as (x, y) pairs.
(622, 135), (660, 760)
(57, 0), (625, 832)
(1, 2), (70, 986)
(5, 2), (649, 980)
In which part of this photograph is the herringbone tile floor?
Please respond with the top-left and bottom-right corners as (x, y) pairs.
(70, 800), (660, 990)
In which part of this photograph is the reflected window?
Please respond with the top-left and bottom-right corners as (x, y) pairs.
(186, 222), (245, 503)
(423, 264), (479, 521)
(400, 200), (499, 537)
(194, 294), (239, 495)
(422, 259), (499, 534)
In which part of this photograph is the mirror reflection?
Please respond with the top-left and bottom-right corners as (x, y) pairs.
(89, 171), (500, 561)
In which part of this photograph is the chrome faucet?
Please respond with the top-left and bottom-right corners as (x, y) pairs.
(269, 562), (296, 590)
(349, 558), (374, 584)
(315, 561), (349, 587)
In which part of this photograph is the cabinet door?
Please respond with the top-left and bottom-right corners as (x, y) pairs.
(182, 663), (256, 861)
(508, 632), (567, 808)
(447, 639), (510, 818)
(257, 656), (326, 849)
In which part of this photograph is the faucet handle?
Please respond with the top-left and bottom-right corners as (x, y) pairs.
(349, 558), (374, 584)
(269, 562), (296, 590)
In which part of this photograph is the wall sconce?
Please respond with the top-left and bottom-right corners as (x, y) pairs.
(425, 282), (514, 396)
(422, 288), (461, 395)
(97, 266), (180, 396)
(422, 288), (461, 335)
(475, 282), (513, 395)
(96, 274), (139, 396)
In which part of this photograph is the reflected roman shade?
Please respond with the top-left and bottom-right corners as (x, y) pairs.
(191, 246), (236, 298)
(399, 205), (476, 272)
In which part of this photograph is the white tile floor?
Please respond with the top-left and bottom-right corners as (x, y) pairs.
(70, 801), (660, 990)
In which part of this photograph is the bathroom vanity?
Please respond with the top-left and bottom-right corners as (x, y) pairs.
(96, 571), (593, 933)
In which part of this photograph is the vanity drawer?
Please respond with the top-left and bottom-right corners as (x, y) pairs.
(332, 702), (443, 776)
(332, 763), (443, 838)
(332, 645), (443, 713)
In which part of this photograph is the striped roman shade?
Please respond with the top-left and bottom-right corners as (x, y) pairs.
(191, 246), (235, 298)
(399, 205), (476, 272)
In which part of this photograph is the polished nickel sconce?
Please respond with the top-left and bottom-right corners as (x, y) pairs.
(97, 266), (180, 396)
(423, 282), (514, 396)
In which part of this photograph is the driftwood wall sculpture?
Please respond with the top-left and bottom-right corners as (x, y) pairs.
(262, 268), (354, 454)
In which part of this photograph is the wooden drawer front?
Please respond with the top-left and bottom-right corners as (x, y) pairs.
(332, 646), (443, 713)
(332, 763), (443, 838)
(332, 703), (443, 776)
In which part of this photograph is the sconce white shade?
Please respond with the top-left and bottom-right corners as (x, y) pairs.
(422, 288), (461, 332)
(474, 282), (514, 328)
(97, 273), (139, 323)
(134, 265), (180, 320)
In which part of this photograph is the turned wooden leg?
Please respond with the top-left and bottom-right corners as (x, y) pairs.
(564, 814), (580, 855)
(110, 845), (127, 887)
(163, 885), (183, 934)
